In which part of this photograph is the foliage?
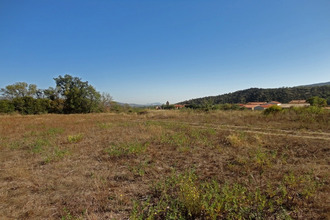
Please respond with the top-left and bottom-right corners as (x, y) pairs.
(263, 105), (283, 115)
(307, 96), (327, 107)
(54, 75), (101, 113)
(0, 82), (39, 99)
(11, 97), (50, 114)
(180, 85), (330, 105)
(185, 103), (243, 111)
(0, 99), (15, 113)
(67, 134), (84, 143)
(0, 74), (107, 114)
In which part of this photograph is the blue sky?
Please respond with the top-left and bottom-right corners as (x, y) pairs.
(0, 0), (329, 104)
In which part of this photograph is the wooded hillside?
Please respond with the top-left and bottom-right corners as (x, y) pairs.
(179, 85), (330, 105)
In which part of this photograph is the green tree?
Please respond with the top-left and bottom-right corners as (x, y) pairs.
(43, 87), (61, 100)
(307, 96), (327, 107)
(54, 75), (101, 113)
(0, 82), (38, 99)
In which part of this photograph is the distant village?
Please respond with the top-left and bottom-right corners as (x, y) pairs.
(156, 100), (317, 110)
(239, 100), (310, 110)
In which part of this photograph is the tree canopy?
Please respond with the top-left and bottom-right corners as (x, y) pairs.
(54, 75), (101, 113)
(179, 86), (330, 106)
(0, 82), (39, 99)
(0, 75), (108, 114)
(307, 96), (327, 107)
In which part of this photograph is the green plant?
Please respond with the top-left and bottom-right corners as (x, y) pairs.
(226, 132), (247, 147)
(160, 132), (189, 149)
(129, 160), (151, 177)
(105, 142), (148, 158)
(130, 170), (321, 219)
(264, 105), (283, 115)
(45, 127), (64, 136)
(67, 134), (83, 143)
(307, 96), (327, 107)
(60, 207), (84, 220)
(31, 138), (50, 153)
(44, 147), (69, 163)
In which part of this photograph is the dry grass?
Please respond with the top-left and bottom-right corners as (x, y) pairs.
(0, 110), (329, 219)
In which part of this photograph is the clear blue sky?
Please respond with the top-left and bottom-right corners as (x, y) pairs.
(0, 0), (329, 104)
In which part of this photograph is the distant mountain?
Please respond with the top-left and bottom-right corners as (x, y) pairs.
(297, 81), (330, 87)
(146, 102), (163, 106)
(116, 102), (162, 107)
(178, 83), (330, 105)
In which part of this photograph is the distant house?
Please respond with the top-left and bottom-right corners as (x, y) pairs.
(289, 100), (307, 104)
(174, 104), (185, 109)
(268, 101), (281, 105)
(242, 101), (283, 110)
(247, 102), (267, 105)
(281, 103), (310, 108)
(242, 104), (259, 110)
(254, 104), (274, 110)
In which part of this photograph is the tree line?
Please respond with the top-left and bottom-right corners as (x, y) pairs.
(0, 75), (112, 114)
(179, 86), (330, 106)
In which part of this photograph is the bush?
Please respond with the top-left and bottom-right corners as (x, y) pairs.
(0, 100), (15, 113)
(307, 96), (327, 107)
(263, 105), (282, 115)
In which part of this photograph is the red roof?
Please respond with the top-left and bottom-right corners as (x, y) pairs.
(259, 104), (274, 108)
(247, 102), (267, 105)
(289, 100), (306, 104)
(243, 104), (259, 109)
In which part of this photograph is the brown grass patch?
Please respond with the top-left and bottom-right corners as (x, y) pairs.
(0, 110), (329, 219)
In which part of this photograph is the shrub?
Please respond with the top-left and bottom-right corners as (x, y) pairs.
(263, 105), (282, 115)
(67, 134), (84, 143)
(0, 100), (15, 113)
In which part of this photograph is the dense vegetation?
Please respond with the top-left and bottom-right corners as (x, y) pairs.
(0, 75), (112, 114)
(179, 85), (330, 106)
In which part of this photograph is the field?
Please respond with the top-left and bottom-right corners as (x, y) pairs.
(0, 110), (329, 219)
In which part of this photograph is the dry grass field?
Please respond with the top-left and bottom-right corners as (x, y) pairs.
(0, 110), (329, 219)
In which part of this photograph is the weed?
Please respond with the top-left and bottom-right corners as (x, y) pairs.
(61, 208), (74, 220)
(8, 140), (23, 149)
(129, 160), (151, 177)
(131, 170), (321, 219)
(67, 134), (83, 143)
(44, 147), (69, 163)
(178, 172), (202, 217)
(161, 132), (189, 149)
(45, 127), (64, 136)
(226, 132), (247, 147)
(31, 138), (50, 153)
(60, 207), (84, 220)
(105, 142), (148, 158)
